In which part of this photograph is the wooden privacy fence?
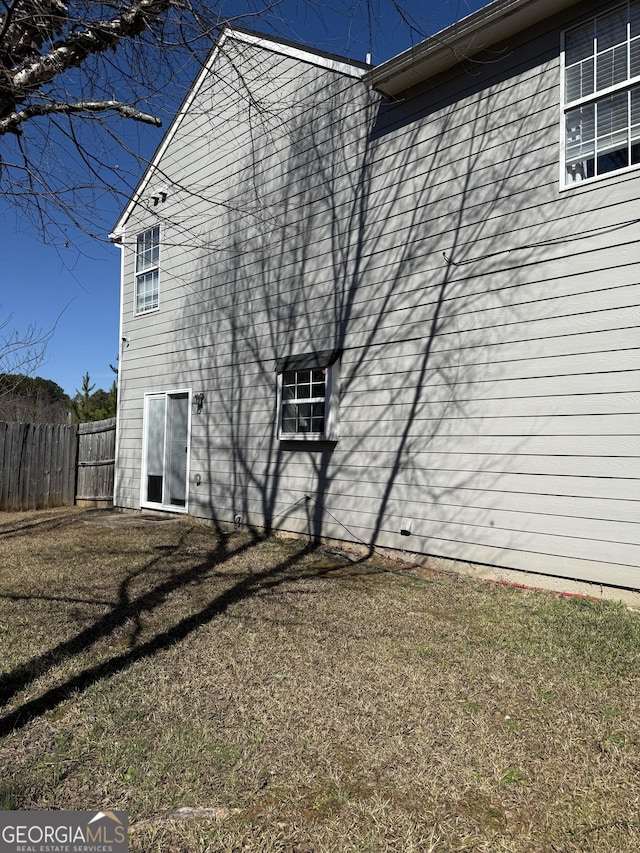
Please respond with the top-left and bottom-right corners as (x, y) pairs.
(0, 417), (116, 511)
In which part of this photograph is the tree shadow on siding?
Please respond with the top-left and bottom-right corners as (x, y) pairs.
(168, 32), (590, 573)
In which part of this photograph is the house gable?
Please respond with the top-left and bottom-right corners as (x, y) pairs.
(110, 28), (369, 241)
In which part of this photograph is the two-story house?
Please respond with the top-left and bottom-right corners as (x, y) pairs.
(111, 0), (640, 594)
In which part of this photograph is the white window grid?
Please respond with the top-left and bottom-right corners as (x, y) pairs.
(280, 367), (327, 436)
(562, 1), (640, 185)
(135, 226), (160, 313)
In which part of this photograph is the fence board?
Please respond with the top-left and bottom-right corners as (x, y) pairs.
(0, 422), (9, 509)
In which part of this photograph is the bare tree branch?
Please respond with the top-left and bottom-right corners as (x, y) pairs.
(0, 99), (162, 134)
(1, 1), (174, 124)
(0, 311), (51, 377)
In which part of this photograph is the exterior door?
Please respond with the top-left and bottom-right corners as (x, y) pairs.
(143, 391), (189, 510)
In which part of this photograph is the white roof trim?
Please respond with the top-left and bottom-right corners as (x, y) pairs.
(365, 0), (583, 97)
(229, 29), (369, 78)
(110, 29), (368, 238)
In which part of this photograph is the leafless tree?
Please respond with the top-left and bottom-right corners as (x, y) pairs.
(0, 313), (59, 419)
(1, 0), (224, 236)
(0, 313), (50, 376)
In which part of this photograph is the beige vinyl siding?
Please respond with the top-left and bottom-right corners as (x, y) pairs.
(117, 191), (638, 339)
(115, 5), (640, 590)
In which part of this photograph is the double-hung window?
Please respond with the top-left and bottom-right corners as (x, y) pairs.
(563, 1), (640, 185)
(563, 0), (640, 185)
(135, 225), (160, 313)
(277, 351), (340, 441)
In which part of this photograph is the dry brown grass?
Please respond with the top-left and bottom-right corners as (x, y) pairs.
(0, 507), (639, 852)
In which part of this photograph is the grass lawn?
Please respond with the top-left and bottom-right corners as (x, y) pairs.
(0, 507), (639, 852)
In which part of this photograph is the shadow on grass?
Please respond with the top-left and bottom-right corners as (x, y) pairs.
(0, 510), (81, 540)
(0, 519), (334, 738)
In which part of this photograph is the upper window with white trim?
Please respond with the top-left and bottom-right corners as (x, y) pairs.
(135, 225), (160, 313)
(563, 1), (640, 185)
(277, 350), (341, 441)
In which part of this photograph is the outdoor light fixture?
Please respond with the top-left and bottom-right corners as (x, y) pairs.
(194, 393), (205, 414)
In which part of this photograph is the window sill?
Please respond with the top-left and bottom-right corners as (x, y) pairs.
(279, 435), (338, 446)
(280, 433), (332, 441)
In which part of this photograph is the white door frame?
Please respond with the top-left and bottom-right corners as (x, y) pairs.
(141, 389), (191, 512)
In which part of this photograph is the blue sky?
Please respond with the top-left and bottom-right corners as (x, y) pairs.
(0, 0), (487, 398)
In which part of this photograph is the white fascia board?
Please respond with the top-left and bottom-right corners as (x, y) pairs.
(110, 28), (368, 239)
(230, 29), (369, 79)
(365, 0), (583, 97)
